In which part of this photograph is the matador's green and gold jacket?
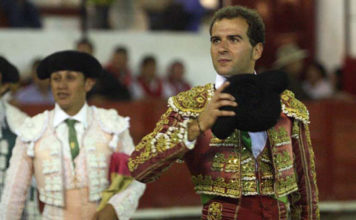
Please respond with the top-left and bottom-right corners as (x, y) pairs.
(129, 84), (320, 219)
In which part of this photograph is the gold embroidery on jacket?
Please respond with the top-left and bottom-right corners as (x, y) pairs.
(275, 175), (298, 197)
(207, 202), (223, 220)
(213, 177), (226, 194)
(169, 84), (214, 117)
(192, 175), (241, 198)
(211, 154), (225, 172)
(292, 120), (300, 139)
(281, 90), (310, 124)
(210, 130), (240, 147)
(225, 154), (240, 173)
(269, 127), (291, 146)
(128, 108), (188, 172)
(274, 151), (293, 171)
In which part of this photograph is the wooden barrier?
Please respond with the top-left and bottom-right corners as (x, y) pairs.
(19, 99), (356, 208)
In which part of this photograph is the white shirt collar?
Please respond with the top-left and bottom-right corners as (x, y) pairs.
(53, 103), (88, 128)
(215, 71), (257, 89)
(215, 74), (227, 89)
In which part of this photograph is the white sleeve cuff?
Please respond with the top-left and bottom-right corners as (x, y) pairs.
(182, 119), (196, 150)
(108, 180), (146, 220)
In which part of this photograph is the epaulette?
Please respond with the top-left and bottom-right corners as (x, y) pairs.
(168, 83), (214, 117)
(93, 106), (130, 150)
(4, 102), (28, 135)
(281, 90), (310, 124)
(18, 111), (49, 157)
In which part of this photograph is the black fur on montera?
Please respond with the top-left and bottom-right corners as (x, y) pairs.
(211, 70), (288, 139)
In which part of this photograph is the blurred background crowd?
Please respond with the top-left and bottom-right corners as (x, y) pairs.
(1, 0), (356, 219)
(0, 0), (355, 106)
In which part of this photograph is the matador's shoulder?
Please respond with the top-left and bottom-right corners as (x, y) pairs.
(281, 90), (310, 124)
(93, 106), (129, 135)
(168, 83), (214, 117)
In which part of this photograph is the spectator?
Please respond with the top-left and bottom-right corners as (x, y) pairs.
(163, 60), (191, 97)
(14, 58), (54, 105)
(131, 55), (164, 99)
(0, 0), (42, 28)
(329, 68), (355, 102)
(274, 43), (311, 100)
(105, 46), (133, 88)
(75, 39), (131, 101)
(75, 38), (94, 55)
(302, 61), (333, 100)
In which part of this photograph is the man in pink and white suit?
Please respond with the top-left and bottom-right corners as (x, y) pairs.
(0, 50), (145, 220)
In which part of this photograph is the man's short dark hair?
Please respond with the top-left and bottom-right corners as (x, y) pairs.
(76, 38), (94, 51)
(114, 46), (128, 55)
(141, 56), (156, 66)
(209, 6), (265, 46)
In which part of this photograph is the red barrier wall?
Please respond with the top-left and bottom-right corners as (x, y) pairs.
(19, 100), (356, 208)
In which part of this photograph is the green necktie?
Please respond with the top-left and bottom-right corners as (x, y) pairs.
(65, 119), (80, 161)
(240, 130), (252, 152)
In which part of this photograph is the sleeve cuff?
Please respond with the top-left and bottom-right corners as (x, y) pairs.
(182, 119), (196, 150)
(108, 180), (146, 220)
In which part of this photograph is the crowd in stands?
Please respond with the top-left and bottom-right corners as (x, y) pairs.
(6, 39), (354, 107)
(7, 38), (192, 106)
(2, 38), (355, 107)
(273, 43), (355, 102)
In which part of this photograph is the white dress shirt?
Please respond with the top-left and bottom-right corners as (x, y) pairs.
(215, 74), (267, 158)
(53, 103), (89, 188)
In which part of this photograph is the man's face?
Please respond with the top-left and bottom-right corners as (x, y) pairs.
(210, 18), (263, 76)
(170, 63), (184, 81)
(50, 71), (95, 115)
(113, 52), (128, 68)
(142, 61), (156, 80)
(77, 43), (93, 55)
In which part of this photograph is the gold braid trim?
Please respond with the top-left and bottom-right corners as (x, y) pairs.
(168, 84), (214, 117)
(128, 108), (190, 172)
(304, 123), (321, 219)
(281, 90), (310, 124)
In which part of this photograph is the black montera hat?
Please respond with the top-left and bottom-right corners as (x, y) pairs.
(37, 50), (102, 79)
(0, 56), (20, 83)
(211, 70), (288, 139)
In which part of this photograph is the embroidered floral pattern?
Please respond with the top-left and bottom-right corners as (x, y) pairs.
(192, 175), (242, 198)
(168, 84), (214, 117)
(210, 130), (240, 147)
(128, 117), (189, 172)
(211, 154), (225, 172)
(281, 90), (310, 124)
(268, 127), (291, 147)
(207, 202), (223, 220)
(224, 154), (240, 173)
(292, 120), (300, 139)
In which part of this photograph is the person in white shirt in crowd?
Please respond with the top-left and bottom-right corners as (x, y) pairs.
(131, 55), (165, 100)
(0, 50), (145, 220)
(302, 61), (333, 100)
